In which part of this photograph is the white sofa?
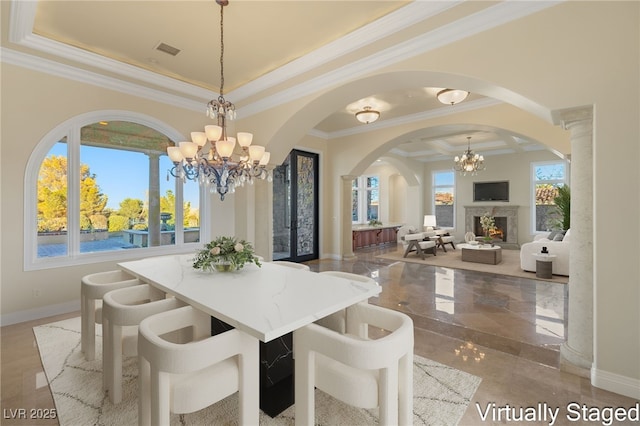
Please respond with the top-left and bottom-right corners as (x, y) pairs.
(520, 229), (570, 276)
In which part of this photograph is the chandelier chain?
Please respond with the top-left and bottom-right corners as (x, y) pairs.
(166, 0), (271, 201)
(219, 2), (225, 96)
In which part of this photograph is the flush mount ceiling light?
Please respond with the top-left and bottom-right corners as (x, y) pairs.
(355, 106), (380, 124)
(453, 136), (485, 176)
(166, 0), (270, 201)
(437, 89), (470, 105)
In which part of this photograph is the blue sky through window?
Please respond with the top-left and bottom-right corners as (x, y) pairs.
(48, 143), (199, 210)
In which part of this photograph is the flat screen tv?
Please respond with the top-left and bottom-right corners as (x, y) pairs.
(473, 181), (509, 202)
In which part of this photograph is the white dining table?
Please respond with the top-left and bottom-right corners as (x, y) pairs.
(118, 253), (381, 342)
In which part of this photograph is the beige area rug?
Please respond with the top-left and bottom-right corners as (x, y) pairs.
(34, 317), (481, 425)
(378, 247), (569, 284)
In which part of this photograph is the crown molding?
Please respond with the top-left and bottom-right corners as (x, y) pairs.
(8, 1), (216, 101)
(6, 0), (562, 118)
(230, 1), (462, 101)
(1, 48), (203, 112)
(239, 1), (562, 118)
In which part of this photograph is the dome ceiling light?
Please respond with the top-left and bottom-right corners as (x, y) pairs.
(355, 106), (380, 124)
(437, 89), (470, 105)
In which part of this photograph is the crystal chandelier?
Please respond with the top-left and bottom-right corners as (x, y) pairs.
(453, 136), (485, 176)
(166, 0), (270, 201)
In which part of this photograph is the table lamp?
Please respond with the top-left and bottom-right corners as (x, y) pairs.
(423, 215), (437, 231)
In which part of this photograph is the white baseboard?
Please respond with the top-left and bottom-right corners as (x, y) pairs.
(592, 366), (640, 399)
(320, 252), (342, 260)
(0, 300), (80, 327)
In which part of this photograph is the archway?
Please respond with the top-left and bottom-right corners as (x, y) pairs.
(263, 69), (593, 377)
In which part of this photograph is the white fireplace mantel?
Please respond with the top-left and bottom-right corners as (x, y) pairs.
(464, 205), (519, 248)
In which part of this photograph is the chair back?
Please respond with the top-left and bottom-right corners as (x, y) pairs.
(101, 284), (184, 404)
(137, 305), (259, 426)
(102, 284), (177, 327)
(273, 260), (310, 271)
(294, 303), (414, 425)
(80, 270), (142, 361)
(316, 271), (377, 334)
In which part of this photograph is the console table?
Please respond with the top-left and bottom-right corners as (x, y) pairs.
(352, 224), (400, 250)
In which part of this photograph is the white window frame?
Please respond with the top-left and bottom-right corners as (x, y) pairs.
(24, 110), (207, 271)
(530, 160), (568, 234)
(351, 175), (379, 224)
(432, 170), (455, 229)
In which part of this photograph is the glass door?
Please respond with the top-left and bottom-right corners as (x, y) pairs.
(272, 150), (319, 262)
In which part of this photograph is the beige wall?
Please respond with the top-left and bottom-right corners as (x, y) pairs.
(423, 150), (566, 245)
(1, 1), (638, 398)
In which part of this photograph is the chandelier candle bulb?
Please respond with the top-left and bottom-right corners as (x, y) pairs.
(259, 152), (271, 166)
(205, 125), (223, 142)
(249, 145), (265, 163)
(191, 132), (207, 146)
(167, 146), (183, 163)
(179, 142), (198, 160)
(236, 132), (253, 147)
(215, 139), (235, 158)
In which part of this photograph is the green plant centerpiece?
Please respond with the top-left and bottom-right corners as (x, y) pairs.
(368, 219), (383, 227)
(193, 236), (261, 272)
(479, 213), (496, 243)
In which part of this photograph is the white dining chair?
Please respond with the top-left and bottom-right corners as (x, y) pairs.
(81, 270), (143, 361)
(137, 305), (259, 426)
(316, 271), (378, 334)
(273, 260), (311, 271)
(294, 302), (414, 426)
(101, 284), (185, 404)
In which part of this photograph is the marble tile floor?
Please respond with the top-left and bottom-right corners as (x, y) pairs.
(1, 244), (637, 425)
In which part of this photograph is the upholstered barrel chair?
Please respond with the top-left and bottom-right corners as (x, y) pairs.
(294, 303), (414, 426)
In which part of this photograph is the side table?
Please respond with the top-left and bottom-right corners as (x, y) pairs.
(533, 254), (556, 279)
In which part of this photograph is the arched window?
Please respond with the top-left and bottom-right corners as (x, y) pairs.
(25, 111), (202, 270)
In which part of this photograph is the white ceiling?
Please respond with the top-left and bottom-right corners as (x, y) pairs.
(3, 0), (558, 163)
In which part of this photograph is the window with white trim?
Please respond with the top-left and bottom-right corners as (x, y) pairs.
(351, 175), (379, 224)
(531, 161), (567, 233)
(432, 170), (455, 228)
(26, 112), (202, 270)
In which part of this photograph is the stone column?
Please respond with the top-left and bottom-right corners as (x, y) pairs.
(341, 175), (357, 260)
(558, 108), (594, 377)
(147, 153), (161, 247)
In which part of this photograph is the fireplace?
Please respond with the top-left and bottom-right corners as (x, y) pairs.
(464, 205), (519, 248)
(474, 216), (507, 242)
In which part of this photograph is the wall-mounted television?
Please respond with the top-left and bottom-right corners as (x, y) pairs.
(473, 181), (509, 202)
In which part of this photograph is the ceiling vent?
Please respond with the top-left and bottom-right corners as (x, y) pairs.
(155, 42), (181, 56)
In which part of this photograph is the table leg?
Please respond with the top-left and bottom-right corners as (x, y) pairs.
(403, 240), (419, 258)
(211, 317), (294, 417)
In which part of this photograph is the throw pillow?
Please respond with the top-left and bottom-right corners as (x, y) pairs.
(547, 231), (559, 240)
(553, 233), (565, 241)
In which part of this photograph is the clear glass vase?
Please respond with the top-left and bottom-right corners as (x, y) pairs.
(213, 260), (236, 272)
